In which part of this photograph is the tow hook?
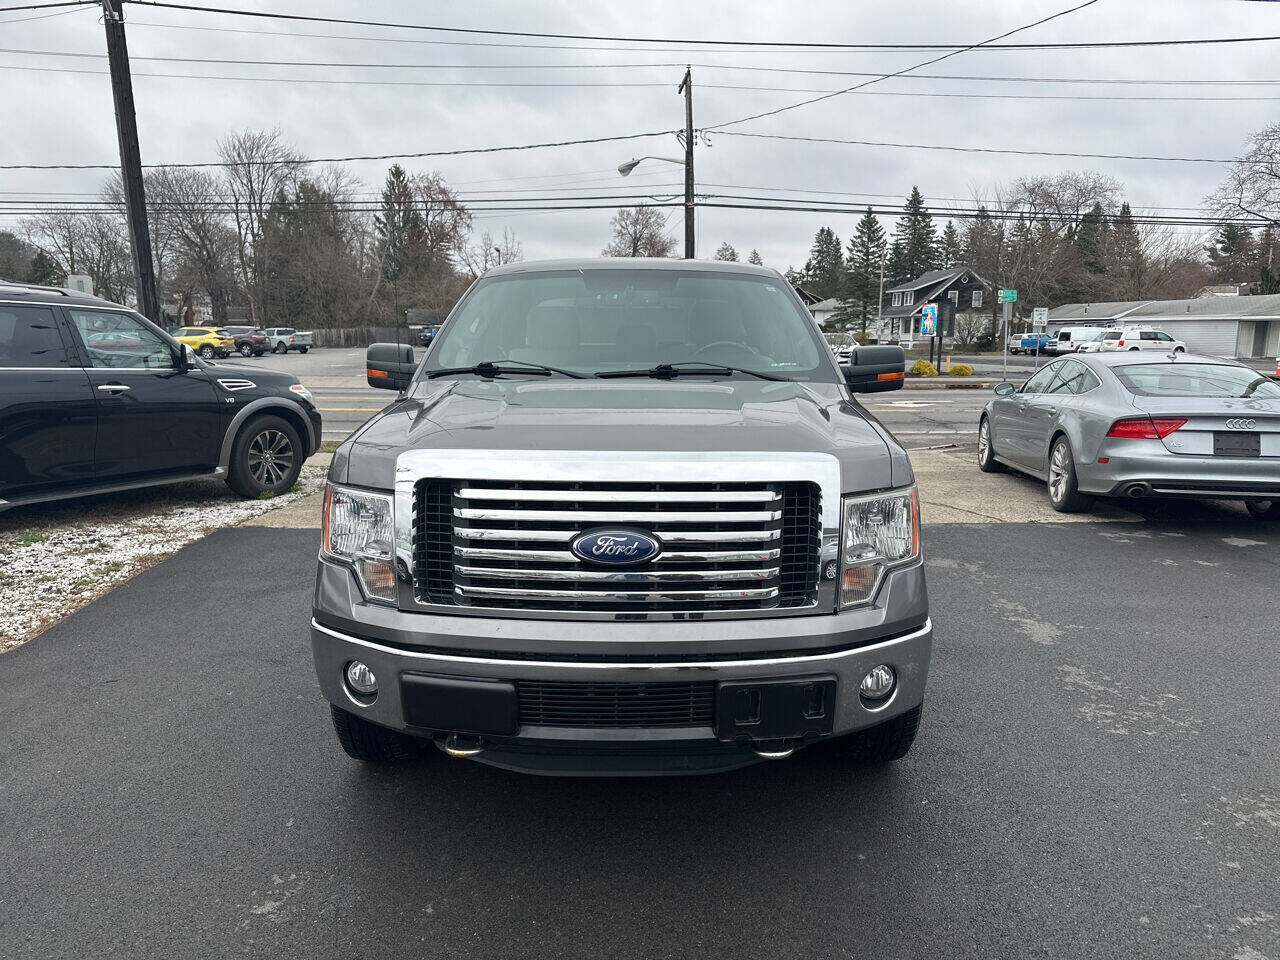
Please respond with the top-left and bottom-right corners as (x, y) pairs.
(751, 740), (796, 760)
(437, 733), (486, 758)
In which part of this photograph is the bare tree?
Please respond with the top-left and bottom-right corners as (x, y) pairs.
(602, 207), (676, 257)
(1208, 120), (1280, 228)
(218, 128), (302, 322)
(1011, 171), (1120, 238)
(21, 209), (131, 303)
(462, 227), (523, 277)
(148, 167), (239, 323)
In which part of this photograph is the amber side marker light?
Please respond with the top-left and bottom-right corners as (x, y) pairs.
(367, 368), (388, 378)
(877, 371), (905, 381)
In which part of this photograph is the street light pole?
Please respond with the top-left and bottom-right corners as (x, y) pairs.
(678, 67), (695, 260)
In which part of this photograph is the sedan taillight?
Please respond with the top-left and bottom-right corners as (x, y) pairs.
(1106, 417), (1187, 440)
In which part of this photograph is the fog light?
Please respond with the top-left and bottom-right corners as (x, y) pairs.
(345, 660), (378, 697)
(860, 664), (895, 700)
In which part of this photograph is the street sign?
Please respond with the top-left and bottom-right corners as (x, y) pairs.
(998, 289), (1018, 303)
(920, 302), (938, 336)
(1032, 306), (1048, 331)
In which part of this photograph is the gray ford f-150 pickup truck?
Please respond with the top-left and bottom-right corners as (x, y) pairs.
(312, 259), (931, 775)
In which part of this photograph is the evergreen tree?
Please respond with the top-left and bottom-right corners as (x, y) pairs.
(1104, 202), (1143, 298)
(375, 164), (426, 290)
(937, 221), (963, 267)
(836, 208), (887, 335)
(1205, 224), (1256, 283)
(1074, 202), (1107, 275)
(802, 226), (844, 299)
(1254, 225), (1278, 293)
(891, 187), (938, 283)
(26, 249), (63, 286)
(713, 241), (739, 262)
(783, 265), (805, 287)
(747, 248), (763, 265)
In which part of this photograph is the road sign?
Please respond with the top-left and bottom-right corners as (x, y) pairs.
(999, 289), (1018, 303)
(920, 302), (938, 336)
(1032, 306), (1048, 330)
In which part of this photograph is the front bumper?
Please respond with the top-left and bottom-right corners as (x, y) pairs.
(311, 558), (932, 775)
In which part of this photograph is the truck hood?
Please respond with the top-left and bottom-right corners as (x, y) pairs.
(334, 378), (906, 493)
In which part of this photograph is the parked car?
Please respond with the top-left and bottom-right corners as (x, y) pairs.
(1097, 326), (1185, 353)
(1049, 326), (1108, 355)
(224, 324), (269, 358)
(314, 258), (929, 776)
(174, 325), (234, 360)
(262, 327), (312, 354)
(1074, 329), (1110, 353)
(1009, 333), (1052, 355)
(0, 283), (322, 510)
(417, 324), (441, 347)
(977, 352), (1279, 517)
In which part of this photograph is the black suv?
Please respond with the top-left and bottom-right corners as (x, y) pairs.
(224, 324), (269, 358)
(0, 283), (323, 511)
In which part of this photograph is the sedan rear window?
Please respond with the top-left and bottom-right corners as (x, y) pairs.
(1114, 363), (1280, 398)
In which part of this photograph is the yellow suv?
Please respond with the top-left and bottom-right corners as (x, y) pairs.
(174, 326), (234, 360)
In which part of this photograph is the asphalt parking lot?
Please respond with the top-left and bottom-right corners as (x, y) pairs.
(1, 448), (1276, 959)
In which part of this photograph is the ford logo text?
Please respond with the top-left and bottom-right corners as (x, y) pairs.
(570, 529), (661, 565)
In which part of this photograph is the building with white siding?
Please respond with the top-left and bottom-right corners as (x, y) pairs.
(1046, 295), (1280, 358)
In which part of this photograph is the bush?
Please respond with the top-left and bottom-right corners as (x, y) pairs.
(950, 363), (974, 376)
(908, 359), (939, 377)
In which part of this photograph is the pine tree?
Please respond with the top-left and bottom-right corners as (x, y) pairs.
(1205, 224), (1256, 283)
(802, 227), (844, 299)
(713, 241), (739, 261)
(1074, 202), (1108, 276)
(26, 249), (63, 286)
(891, 187), (938, 283)
(835, 208), (887, 335)
(937, 221), (963, 268)
(375, 164), (425, 288)
(1104, 202), (1143, 298)
(747, 249), (763, 265)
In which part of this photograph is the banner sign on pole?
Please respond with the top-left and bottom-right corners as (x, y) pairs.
(920, 302), (938, 336)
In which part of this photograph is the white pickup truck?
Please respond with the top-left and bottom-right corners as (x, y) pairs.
(262, 327), (313, 354)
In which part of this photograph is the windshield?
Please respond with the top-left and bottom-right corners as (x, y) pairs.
(424, 268), (831, 380)
(1114, 362), (1280, 398)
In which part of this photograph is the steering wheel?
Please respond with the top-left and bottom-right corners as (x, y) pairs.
(693, 340), (760, 365)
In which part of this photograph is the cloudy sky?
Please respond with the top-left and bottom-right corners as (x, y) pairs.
(3, 0), (1279, 269)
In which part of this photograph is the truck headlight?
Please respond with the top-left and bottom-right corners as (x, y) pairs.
(840, 487), (919, 607)
(323, 483), (396, 603)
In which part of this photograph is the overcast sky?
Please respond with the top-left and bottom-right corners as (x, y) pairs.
(4, 0), (1279, 269)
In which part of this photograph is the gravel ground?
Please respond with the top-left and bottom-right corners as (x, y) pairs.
(0, 464), (327, 652)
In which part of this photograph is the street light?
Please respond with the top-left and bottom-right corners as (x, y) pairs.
(617, 156), (685, 177)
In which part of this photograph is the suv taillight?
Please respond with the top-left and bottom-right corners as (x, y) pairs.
(1106, 417), (1186, 439)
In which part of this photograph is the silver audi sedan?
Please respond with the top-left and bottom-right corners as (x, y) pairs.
(977, 353), (1280, 517)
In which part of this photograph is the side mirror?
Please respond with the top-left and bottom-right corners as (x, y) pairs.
(367, 342), (415, 390)
(843, 345), (906, 393)
(177, 343), (196, 370)
(993, 381), (1017, 396)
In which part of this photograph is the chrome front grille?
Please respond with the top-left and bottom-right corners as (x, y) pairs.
(412, 479), (821, 613)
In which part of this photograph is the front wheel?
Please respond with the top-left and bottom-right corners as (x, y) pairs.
(1246, 500), (1280, 520)
(198, 344), (216, 360)
(1047, 436), (1094, 513)
(226, 414), (304, 498)
(1173, 346), (1185, 354)
(823, 704), (922, 764)
(330, 706), (425, 762)
(977, 417), (1004, 473)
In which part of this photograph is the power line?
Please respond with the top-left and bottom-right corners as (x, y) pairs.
(712, 130), (1254, 165)
(8, 47), (1280, 86)
(124, 2), (1280, 52)
(0, 4), (87, 22)
(0, 130), (680, 170)
(705, 0), (1100, 131)
(12, 60), (1280, 102)
(0, 1), (87, 11)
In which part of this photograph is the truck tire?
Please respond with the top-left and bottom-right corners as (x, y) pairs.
(274, 342), (287, 354)
(824, 704), (922, 764)
(298, 346), (309, 354)
(330, 705), (425, 762)
(226, 414), (304, 498)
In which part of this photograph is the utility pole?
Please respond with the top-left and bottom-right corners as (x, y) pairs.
(101, 0), (159, 323)
(678, 67), (695, 259)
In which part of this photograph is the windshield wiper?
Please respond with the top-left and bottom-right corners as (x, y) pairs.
(426, 359), (586, 380)
(595, 361), (786, 382)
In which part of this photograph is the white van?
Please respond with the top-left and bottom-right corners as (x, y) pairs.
(1049, 326), (1107, 355)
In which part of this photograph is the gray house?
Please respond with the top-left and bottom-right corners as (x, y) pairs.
(1046, 295), (1280, 358)
(882, 268), (992, 339)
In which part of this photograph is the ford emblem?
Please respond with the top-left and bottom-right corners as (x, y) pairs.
(570, 529), (661, 566)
